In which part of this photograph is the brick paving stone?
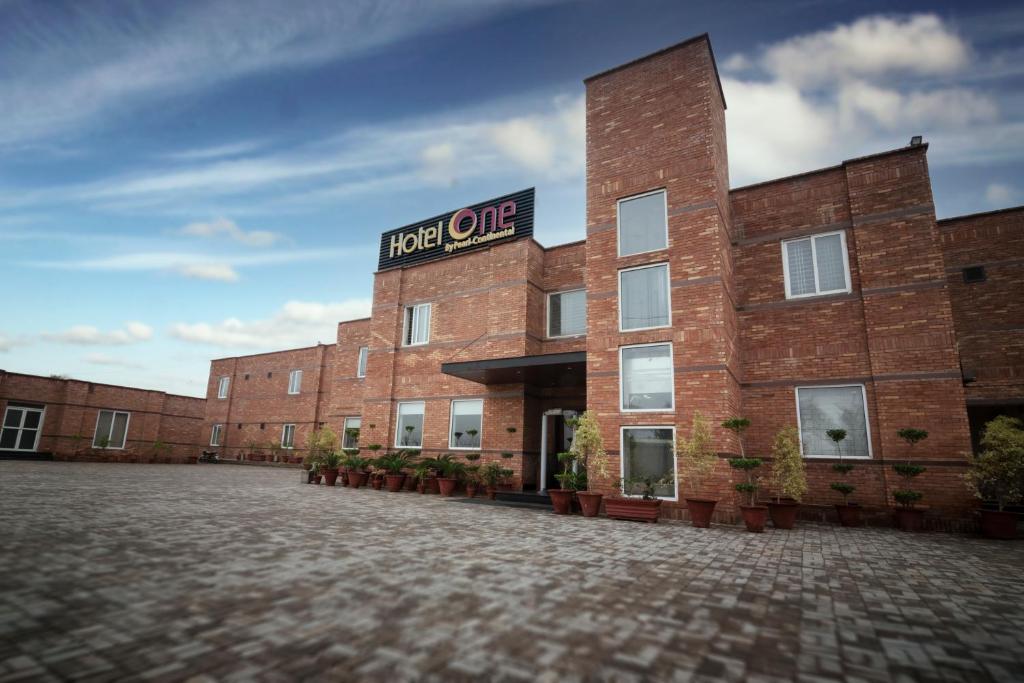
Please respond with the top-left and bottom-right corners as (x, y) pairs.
(2, 462), (1023, 682)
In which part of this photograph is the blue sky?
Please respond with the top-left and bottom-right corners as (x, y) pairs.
(2, 0), (1022, 397)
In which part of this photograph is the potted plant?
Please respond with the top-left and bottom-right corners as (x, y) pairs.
(827, 429), (860, 526)
(481, 462), (509, 499)
(767, 426), (806, 529)
(464, 453), (482, 498)
(566, 411), (609, 518)
(605, 474), (670, 523)
(434, 454), (466, 496)
(679, 411), (719, 528)
(319, 450), (344, 486)
(729, 456), (765, 532)
(343, 452), (372, 488)
(266, 440), (281, 464)
(376, 450), (414, 492)
(550, 452), (579, 515)
(966, 416), (1024, 539)
(892, 428), (928, 532)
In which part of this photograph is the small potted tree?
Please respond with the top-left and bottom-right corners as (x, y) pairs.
(343, 452), (372, 488)
(678, 411), (719, 528)
(435, 454), (466, 496)
(320, 450), (344, 486)
(767, 426), (807, 529)
(376, 450), (414, 492)
(567, 411), (609, 518)
(550, 452), (579, 515)
(966, 416), (1024, 539)
(481, 462), (508, 499)
(605, 474), (670, 523)
(729, 456), (765, 532)
(892, 428), (928, 532)
(464, 453), (482, 498)
(827, 429), (860, 526)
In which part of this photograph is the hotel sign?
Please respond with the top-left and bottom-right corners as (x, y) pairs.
(377, 188), (534, 270)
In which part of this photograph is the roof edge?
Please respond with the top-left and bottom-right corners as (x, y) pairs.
(937, 204), (1024, 224)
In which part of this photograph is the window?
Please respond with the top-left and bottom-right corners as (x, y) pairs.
(619, 263), (671, 331)
(1, 405), (44, 451)
(620, 343), (674, 411)
(217, 376), (230, 399)
(962, 266), (986, 284)
(782, 231), (850, 298)
(547, 289), (586, 338)
(343, 417), (361, 450)
(795, 385), (871, 458)
(449, 399), (483, 449)
(281, 424), (296, 449)
(395, 401), (425, 448)
(403, 303), (431, 346)
(618, 189), (668, 257)
(357, 346), (369, 377)
(621, 427), (677, 500)
(210, 424), (223, 446)
(93, 410), (130, 449)
(288, 369), (302, 395)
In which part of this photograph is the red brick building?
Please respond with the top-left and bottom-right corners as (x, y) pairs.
(202, 35), (1024, 523)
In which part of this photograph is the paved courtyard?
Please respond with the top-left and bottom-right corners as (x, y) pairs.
(1, 462), (1023, 682)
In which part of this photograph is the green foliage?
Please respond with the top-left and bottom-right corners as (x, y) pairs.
(375, 450), (416, 474)
(893, 463), (926, 478)
(366, 443), (382, 453)
(832, 463), (854, 475)
(830, 482), (855, 502)
(341, 452), (372, 471)
(464, 452), (481, 462)
(678, 411), (717, 497)
(481, 462), (511, 487)
(893, 490), (923, 507)
(728, 457), (762, 506)
(500, 451), (514, 459)
(568, 410), (609, 492)
(966, 416), (1024, 511)
(96, 436), (111, 450)
(769, 426), (807, 502)
(721, 417), (751, 456)
(621, 474), (671, 501)
(319, 450), (344, 470)
(897, 428), (929, 447)
(506, 426), (517, 434)
(151, 439), (171, 455)
(728, 457), (762, 471)
(433, 454), (467, 479)
(307, 427), (340, 459)
(826, 429), (847, 445)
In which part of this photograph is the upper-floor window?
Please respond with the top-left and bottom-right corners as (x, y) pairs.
(618, 189), (668, 257)
(217, 376), (230, 399)
(357, 346), (369, 377)
(93, 410), (130, 449)
(620, 343), (674, 412)
(449, 399), (483, 449)
(403, 303), (431, 346)
(795, 385), (871, 458)
(343, 417), (361, 450)
(547, 289), (586, 338)
(1, 404), (44, 451)
(281, 424), (296, 449)
(619, 263), (671, 331)
(782, 231), (851, 299)
(288, 369), (302, 395)
(210, 424), (223, 446)
(395, 401), (425, 448)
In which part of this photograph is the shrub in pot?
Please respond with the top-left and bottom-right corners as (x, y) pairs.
(481, 462), (510, 499)
(319, 450), (345, 486)
(678, 411), (719, 528)
(729, 456), (766, 532)
(550, 453), (580, 515)
(566, 411), (610, 518)
(307, 427), (340, 482)
(433, 454), (466, 496)
(464, 453), (482, 497)
(605, 474), (670, 523)
(376, 450), (414, 492)
(892, 428), (928, 532)
(343, 453), (372, 488)
(966, 416), (1024, 539)
(767, 426), (806, 529)
(828, 429), (861, 526)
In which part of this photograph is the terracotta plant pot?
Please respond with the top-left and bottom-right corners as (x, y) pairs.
(404, 475), (417, 492)
(340, 470), (349, 487)
(768, 501), (799, 530)
(577, 491), (603, 518)
(685, 498), (718, 528)
(835, 503), (862, 527)
(417, 481), (426, 494)
(348, 471), (367, 489)
(740, 505), (768, 533)
(980, 509), (1018, 540)
(322, 468), (339, 487)
(313, 474), (323, 485)
(426, 477), (439, 494)
(548, 489), (574, 515)
(385, 474), (406, 493)
(605, 497), (661, 523)
(894, 507), (924, 532)
(465, 483), (478, 498)
(485, 486), (497, 500)
(438, 477), (459, 497)
(371, 475), (384, 490)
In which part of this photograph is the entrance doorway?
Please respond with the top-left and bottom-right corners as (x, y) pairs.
(539, 409), (577, 492)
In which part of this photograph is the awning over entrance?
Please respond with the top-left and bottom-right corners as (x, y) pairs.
(441, 351), (586, 388)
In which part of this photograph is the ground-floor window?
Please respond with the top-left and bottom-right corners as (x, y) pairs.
(343, 417), (361, 449)
(1, 404), (44, 451)
(210, 424), (223, 446)
(620, 426), (676, 499)
(795, 385), (871, 458)
(620, 343), (674, 411)
(93, 410), (130, 449)
(396, 402), (424, 448)
(449, 399), (483, 449)
(281, 424), (296, 449)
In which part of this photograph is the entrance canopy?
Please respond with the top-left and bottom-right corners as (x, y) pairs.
(441, 351), (586, 388)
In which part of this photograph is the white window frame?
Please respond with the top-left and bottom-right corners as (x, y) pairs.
(448, 399), (484, 450)
(619, 425), (678, 501)
(619, 342), (675, 413)
(781, 230), (852, 299)
(394, 401), (425, 448)
(794, 384), (873, 459)
(288, 369), (302, 395)
(93, 410), (131, 449)
(0, 405), (45, 452)
(403, 303), (431, 347)
(618, 262), (672, 332)
(217, 376), (230, 399)
(210, 424), (223, 447)
(617, 188), (669, 258)
(356, 346), (368, 378)
(546, 288), (587, 339)
(281, 423), (296, 449)
(343, 417), (361, 450)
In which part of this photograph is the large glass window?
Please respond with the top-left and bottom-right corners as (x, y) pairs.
(1, 405), (44, 451)
(449, 399), (483, 449)
(288, 370), (302, 395)
(93, 410), (129, 449)
(782, 231), (850, 298)
(621, 343), (674, 411)
(343, 417), (361, 450)
(404, 304), (431, 346)
(281, 424), (296, 449)
(548, 289), (586, 338)
(796, 385), (871, 458)
(210, 424), (223, 447)
(395, 401), (425, 448)
(621, 427), (676, 499)
(357, 346), (368, 378)
(618, 190), (667, 257)
(217, 376), (230, 399)
(619, 263), (670, 331)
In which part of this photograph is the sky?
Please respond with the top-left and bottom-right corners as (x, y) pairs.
(1, 0), (1022, 397)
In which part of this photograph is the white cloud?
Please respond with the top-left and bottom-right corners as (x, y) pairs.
(169, 298), (372, 349)
(491, 119), (555, 171)
(179, 217), (280, 247)
(164, 140), (265, 161)
(985, 183), (1016, 206)
(84, 353), (144, 369)
(176, 263), (240, 282)
(43, 322), (153, 346)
